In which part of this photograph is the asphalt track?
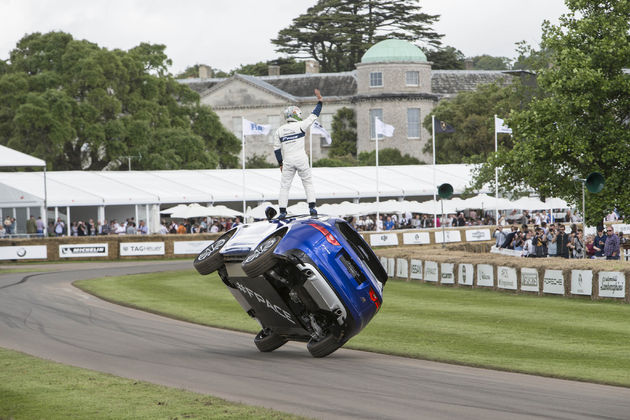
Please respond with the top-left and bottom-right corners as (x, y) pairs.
(1, 261), (630, 420)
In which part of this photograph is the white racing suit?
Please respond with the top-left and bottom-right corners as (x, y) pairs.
(274, 102), (322, 210)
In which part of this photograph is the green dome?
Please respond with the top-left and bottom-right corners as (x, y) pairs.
(361, 39), (427, 63)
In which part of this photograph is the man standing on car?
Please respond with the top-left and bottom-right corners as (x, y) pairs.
(274, 89), (323, 219)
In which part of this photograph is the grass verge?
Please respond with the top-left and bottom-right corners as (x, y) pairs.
(0, 347), (306, 420)
(76, 270), (630, 387)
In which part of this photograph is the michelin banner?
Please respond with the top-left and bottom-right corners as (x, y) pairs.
(59, 244), (108, 258)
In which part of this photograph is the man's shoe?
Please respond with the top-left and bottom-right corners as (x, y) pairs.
(309, 207), (318, 216)
(278, 212), (287, 220)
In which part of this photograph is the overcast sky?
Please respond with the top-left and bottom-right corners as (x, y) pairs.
(1, 0), (569, 74)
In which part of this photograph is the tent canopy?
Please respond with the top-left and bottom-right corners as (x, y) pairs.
(0, 145), (45, 167)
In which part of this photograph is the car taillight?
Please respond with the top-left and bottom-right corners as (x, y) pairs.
(308, 223), (340, 246)
(369, 288), (381, 310)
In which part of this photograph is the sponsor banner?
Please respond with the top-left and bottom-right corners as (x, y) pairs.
(458, 263), (474, 286)
(434, 230), (462, 244)
(0, 245), (47, 260)
(520, 268), (539, 292)
(59, 243), (108, 258)
(386, 258), (395, 277)
(396, 258), (409, 279)
(120, 241), (165, 256)
(380, 256), (388, 271)
(571, 270), (593, 296)
(543, 270), (565, 295)
(497, 266), (517, 290)
(465, 229), (491, 242)
(440, 263), (455, 284)
(410, 259), (423, 280)
(477, 264), (494, 287)
(402, 231), (431, 245)
(490, 246), (522, 257)
(612, 224), (630, 235)
(598, 271), (626, 299)
(173, 240), (214, 255)
(370, 233), (399, 247)
(424, 261), (438, 282)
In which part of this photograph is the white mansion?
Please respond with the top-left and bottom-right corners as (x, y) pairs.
(179, 39), (527, 164)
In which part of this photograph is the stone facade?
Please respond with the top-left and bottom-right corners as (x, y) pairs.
(179, 61), (524, 165)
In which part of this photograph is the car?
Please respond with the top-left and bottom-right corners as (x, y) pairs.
(193, 208), (387, 357)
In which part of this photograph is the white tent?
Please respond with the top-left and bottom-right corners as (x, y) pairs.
(167, 203), (241, 219)
(0, 145), (46, 168)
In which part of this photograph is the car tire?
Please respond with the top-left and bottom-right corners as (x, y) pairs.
(193, 230), (235, 275)
(254, 329), (287, 352)
(241, 234), (281, 277)
(307, 334), (341, 358)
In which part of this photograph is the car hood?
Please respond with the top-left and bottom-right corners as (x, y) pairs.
(222, 220), (281, 255)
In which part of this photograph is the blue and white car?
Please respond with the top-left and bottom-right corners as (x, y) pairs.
(193, 208), (387, 357)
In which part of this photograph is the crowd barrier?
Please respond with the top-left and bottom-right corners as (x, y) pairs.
(0, 234), (221, 262)
(378, 254), (629, 303)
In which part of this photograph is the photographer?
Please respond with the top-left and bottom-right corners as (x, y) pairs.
(546, 226), (557, 257)
(568, 229), (585, 259)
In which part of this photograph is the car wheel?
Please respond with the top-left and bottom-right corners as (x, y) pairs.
(254, 329), (287, 352)
(241, 234), (281, 277)
(193, 230), (235, 275)
(307, 334), (341, 358)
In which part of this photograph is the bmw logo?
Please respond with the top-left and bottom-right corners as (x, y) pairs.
(16, 248), (27, 257)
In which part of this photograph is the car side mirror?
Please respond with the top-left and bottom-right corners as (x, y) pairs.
(265, 206), (277, 220)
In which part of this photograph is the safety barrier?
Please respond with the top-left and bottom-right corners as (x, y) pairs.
(378, 253), (630, 303)
(0, 234), (221, 262)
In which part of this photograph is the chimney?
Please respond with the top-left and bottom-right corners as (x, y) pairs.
(198, 64), (213, 79)
(268, 65), (280, 76)
(305, 59), (320, 74)
(464, 59), (474, 70)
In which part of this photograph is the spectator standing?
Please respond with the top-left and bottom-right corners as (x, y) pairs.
(384, 216), (395, 231)
(553, 224), (570, 258)
(87, 219), (96, 236)
(36, 216), (45, 236)
(546, 226), (557, 257)
(126, 222), (137, 235)
(159, 221), (168, 235)
(176, 223), (187, 234)
(619, 231), (627, 246)
(604, 226), (620, 260)
(493, 225), (507, 248)
(4, 216), (13, 235)
(54, 218), (65, 236)
(26, 215), (37, 235)
(522, 231), (534, 257)
(101, 219), (110, 235)
(568, 229), (584, 259)
(606, 210), (619, 222)
(77, 221), (87, 236)
(585, 234), (596, 258)
(593, 227), (607, 258)
(137, 220), (148, 235)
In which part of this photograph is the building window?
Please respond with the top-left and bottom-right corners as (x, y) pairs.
(370, 72), (383, 87)
(405, 71), (419, 86)
(369, 109), (384, 140)
(407, 108), (421, 139)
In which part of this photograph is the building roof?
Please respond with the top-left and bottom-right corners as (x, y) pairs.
(0, 164), (482, 208)
(260, 72), (357, 98)
(361, 39), (427, 63)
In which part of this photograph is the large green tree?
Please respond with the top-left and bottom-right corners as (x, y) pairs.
(473, 0), (630, 223)
(327, 107), (357, 158)
(422, 80), (531, 164)
(425, 46), (465, 70)
(0, 32), (240, 170)
(272, 0), (442, 72)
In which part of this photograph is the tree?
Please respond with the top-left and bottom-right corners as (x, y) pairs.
(425, 46), (465, 70)
(327, 107), (357, 157)
(231, 57), (305, 76)
(422, 80), (531, 164)
(0, 32), (240, 171)
(472, 0), (630, 224)
(471, 55), (511, 70)
(511, 40), (552, 71)
(358, 148), (421, 165)
(272, 0), (442, 72)
(246, 153), (276, 168)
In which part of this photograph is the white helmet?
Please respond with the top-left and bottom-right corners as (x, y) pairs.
(283, 105), (302, 122)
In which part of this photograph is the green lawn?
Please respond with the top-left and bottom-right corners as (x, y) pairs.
(0, 347), (306, 420)
(76, 270), (630, 387)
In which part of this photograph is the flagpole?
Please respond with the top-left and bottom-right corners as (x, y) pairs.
(432, 115), (437, 227)
(376, 127), (380, 230)
(242, 117), (246, 216)
(494, 114), (499, 225)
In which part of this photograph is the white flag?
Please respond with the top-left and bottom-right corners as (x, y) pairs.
(375, 117), (395, 137)
(311, 120), (332, 145)
(495, 116), (512, 134)
(242, 118), (271, 136)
